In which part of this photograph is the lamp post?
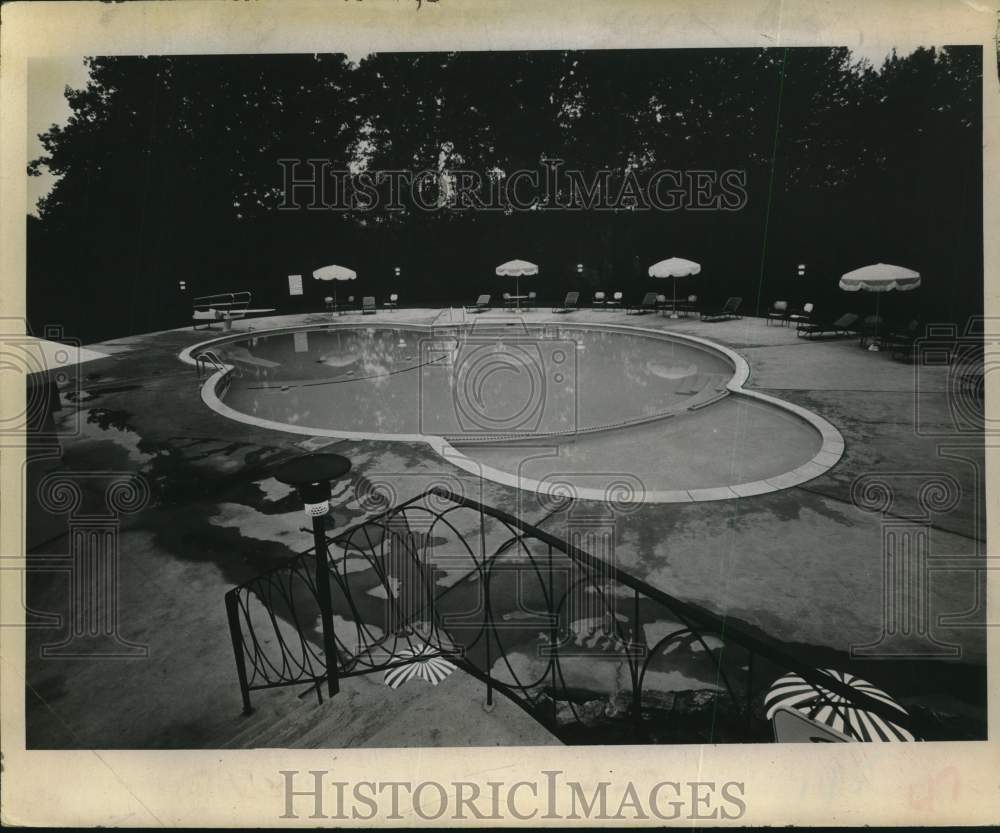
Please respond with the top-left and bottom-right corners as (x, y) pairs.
(274, 452), (352, 697)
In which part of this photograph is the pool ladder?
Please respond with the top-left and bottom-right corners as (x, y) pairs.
(195, 350), (241, 393)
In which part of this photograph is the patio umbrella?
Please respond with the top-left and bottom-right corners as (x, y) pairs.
(495, 259), (539, 309)
(383, 645), (456, 689)
(839, 262), (921, 351)
(649, 257), (701, 319)
(313, 264), (357, 308)
(764, 668), (916, 741)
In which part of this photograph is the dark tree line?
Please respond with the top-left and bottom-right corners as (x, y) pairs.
(28, 47), (982, 342)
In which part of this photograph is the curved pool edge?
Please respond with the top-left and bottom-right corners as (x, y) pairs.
(178, 320), (845, 504)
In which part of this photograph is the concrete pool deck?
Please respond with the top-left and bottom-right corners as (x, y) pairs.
(22, 307), (987, 747)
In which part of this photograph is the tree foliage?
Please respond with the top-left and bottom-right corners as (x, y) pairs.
(28, 47), (982, 341)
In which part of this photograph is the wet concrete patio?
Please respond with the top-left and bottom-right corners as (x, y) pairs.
(22, 307), (987, 747)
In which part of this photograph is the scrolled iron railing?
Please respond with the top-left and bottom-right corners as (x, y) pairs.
(225, 486), (923, 743)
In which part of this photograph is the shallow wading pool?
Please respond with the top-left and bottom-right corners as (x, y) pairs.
(184, 322), (843, 502)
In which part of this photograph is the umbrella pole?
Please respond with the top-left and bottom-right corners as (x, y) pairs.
(671, 276), (679, 319)
(872, 293), (881, 351)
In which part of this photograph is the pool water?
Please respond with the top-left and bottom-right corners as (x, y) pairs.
(212, 323), (830, 500)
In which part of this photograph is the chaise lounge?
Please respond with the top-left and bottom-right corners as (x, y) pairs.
(701, 296), (743, 321)
(552, 291), (579, 313)
(796, 312), (860, 339)
(626, 292), (659, 315)
(465, 294), (492, 313)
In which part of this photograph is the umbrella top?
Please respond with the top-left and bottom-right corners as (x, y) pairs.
(313, 264), (357, 281)
(839, 262), (921, 292)
(273, 453), (352, 487)
(496, 259), (539, 277)
(648, 257), (702, 278)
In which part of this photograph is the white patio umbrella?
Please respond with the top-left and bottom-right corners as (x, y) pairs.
(313, 264), (357, 308)
(649, 257), (701, 319)
(764, 668), (916, 742)
(839, 262), (921, 351)
(495, 259), (539, 309)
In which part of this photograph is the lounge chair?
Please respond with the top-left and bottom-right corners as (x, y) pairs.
(606, 291), (623, 310)
(677, 294), (698, 316)
(787, 302), (814, 327)
(552, 291), (579, 313)
(701, 297), (743, 321)
(592, 291), (607, 309)
(766, 300), (789, 326)
(383, 293), (399, 311)
(797, 312), (860, 339)
(886, 319), (921, 361)
(626, 292), (659, 315)
(362, 296), (377, 315)
(465, 294), (491, 313)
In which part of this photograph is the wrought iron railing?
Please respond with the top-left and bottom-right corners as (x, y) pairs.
(225, 487), (923, 743)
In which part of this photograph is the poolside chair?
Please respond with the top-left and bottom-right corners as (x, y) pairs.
(592, 291), (607, 309)
(797, 312), (860, 339)
(465, 294), (491, 313)
(606, 291), (623, 310)
(787, 302), (814, 327)
(701, 297), (743, 321)
(626, 292), (659, 315)
(338, 295), (358, 316)
(552, 291), (580, 313)
(324, 296), (335, 312)
(886, 319), (921, 361)
(526, 291), (537, 309)
(766, 300), (789, 326)
(677, 294), (698, 316)
(383, 293), (399, 311)
(361, 296), (377, 315)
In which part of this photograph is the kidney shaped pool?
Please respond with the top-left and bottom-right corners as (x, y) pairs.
(189, 322), (842, 503)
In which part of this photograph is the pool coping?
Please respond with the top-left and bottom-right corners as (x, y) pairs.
(178, 319), (845, 503)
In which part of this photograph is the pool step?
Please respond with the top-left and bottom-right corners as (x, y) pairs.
(676, 373), (729, 396)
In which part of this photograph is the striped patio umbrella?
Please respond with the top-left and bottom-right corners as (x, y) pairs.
(496, 259), (539, 309)
(764, 668), (916, 742)
(839, 263), (921, 351)
(649, 257), (701, 319)
(313, 264), (357, 308)
(383, 645), (456, 689)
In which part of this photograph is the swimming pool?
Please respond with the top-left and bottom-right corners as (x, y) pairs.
(187, 322), (843, 502)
